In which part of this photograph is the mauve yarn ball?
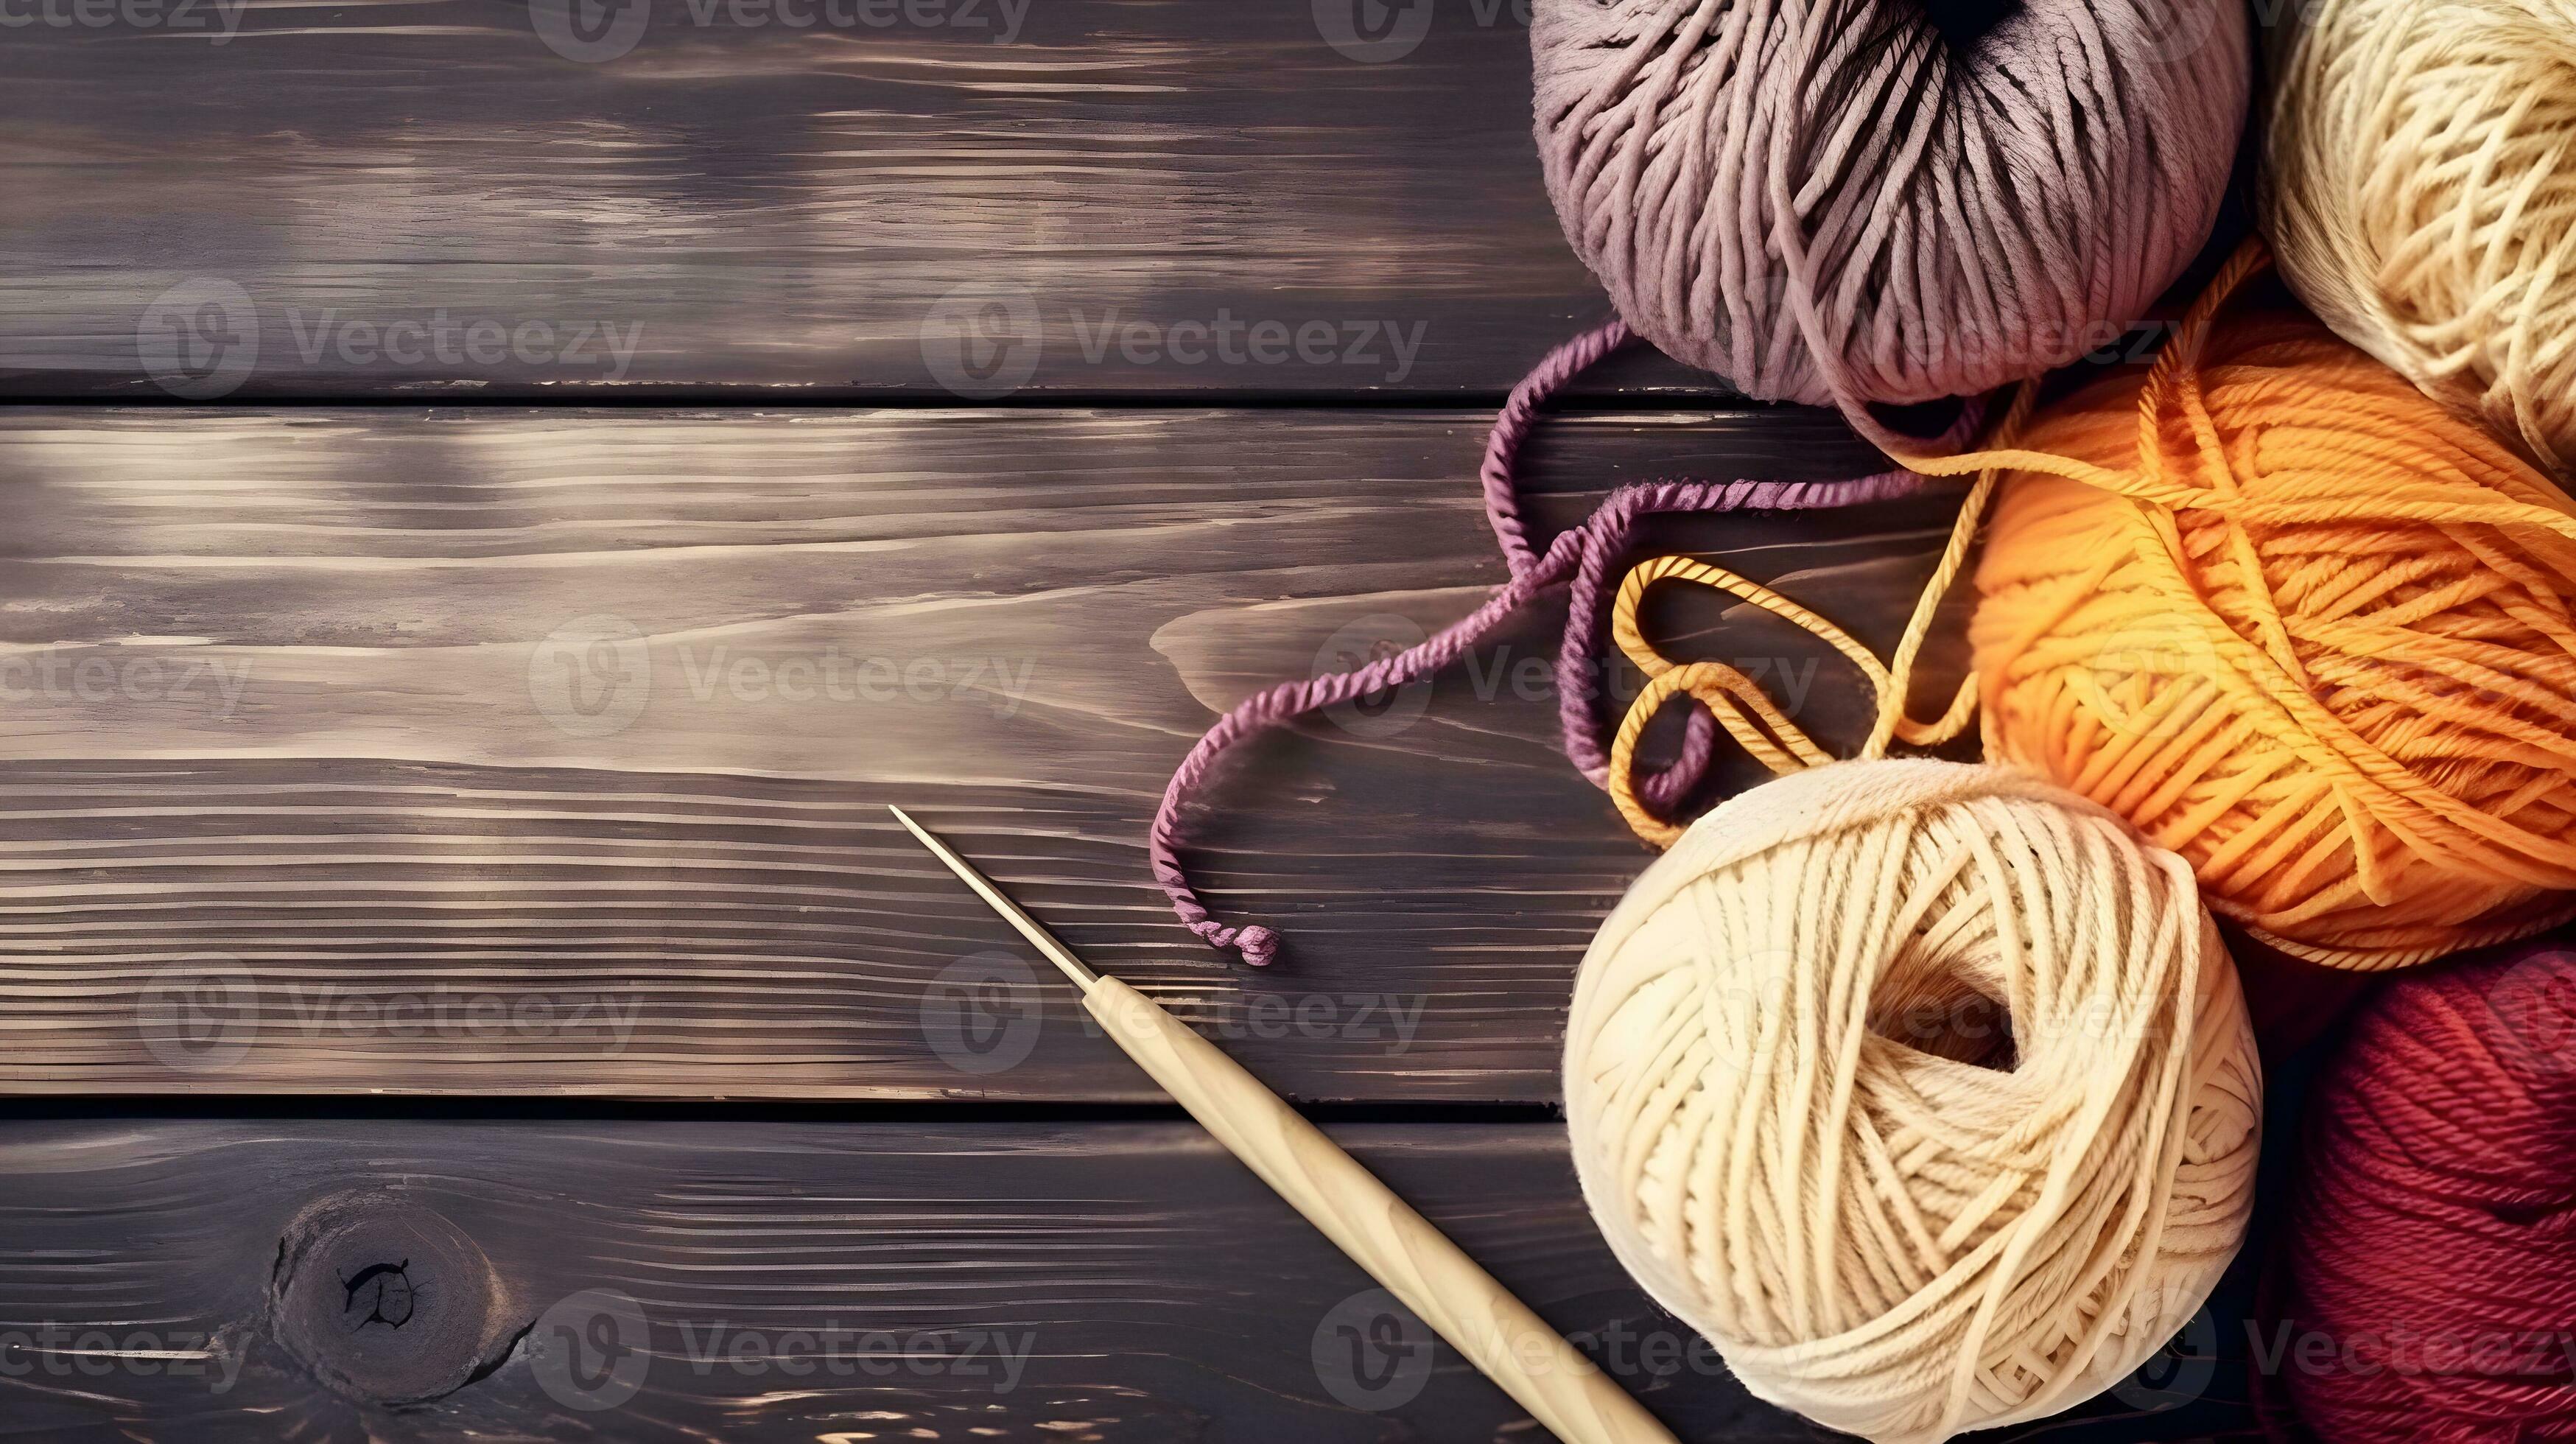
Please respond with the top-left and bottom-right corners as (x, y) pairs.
(2274, 933), (2576, 1440)
(1531, 0), (2251, 408)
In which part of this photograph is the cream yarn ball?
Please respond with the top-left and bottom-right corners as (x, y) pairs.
(2262, 0), (2576, 470)
(1563, 760), (2261, 1443)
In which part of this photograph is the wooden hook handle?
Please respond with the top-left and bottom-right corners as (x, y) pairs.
(1082, 977), (1679, 1444)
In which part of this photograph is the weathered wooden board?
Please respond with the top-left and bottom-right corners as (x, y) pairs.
(0, 1118), (2267, 1443)
(0, 404), (1967, 1100)
(0, 0), (1719, 400)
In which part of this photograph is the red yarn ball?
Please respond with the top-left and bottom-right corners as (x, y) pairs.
(2275, 932), (2576, 1441)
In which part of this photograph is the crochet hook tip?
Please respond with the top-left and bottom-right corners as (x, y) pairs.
(887, 805), (1100, 992)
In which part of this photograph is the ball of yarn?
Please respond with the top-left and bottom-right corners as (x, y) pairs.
(1531, 0), (2250, 410)
(1565, 759), (2261, 1443)
(2273, 932), (2576, 1440)
(1968, 256), (2576, 970)
(2262, 0), (2576, 472)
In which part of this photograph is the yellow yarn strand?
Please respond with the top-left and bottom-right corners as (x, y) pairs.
(1604, 239), (2576, 968)
(1604, 385), (2035, 845)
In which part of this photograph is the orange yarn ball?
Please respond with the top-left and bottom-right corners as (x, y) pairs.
(1968, 277), (2576, 970)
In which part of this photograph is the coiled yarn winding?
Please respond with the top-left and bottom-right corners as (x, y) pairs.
(2263, 0), (2576, 472)
(1533, 0), (2250, 410)
(1568, 760), (2261, 1443)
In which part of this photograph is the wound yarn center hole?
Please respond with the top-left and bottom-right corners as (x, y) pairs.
(1916, 0), (2024, 52)
(1867, 968), (2018, 1071)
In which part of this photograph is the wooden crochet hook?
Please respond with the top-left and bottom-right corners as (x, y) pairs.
(888, 806), (1677, 1444)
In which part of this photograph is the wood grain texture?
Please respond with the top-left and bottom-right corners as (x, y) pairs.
(0, 404), (1965, 1100)
(0, 0), (1712, 400)
(0, 1118), (2265, 1443)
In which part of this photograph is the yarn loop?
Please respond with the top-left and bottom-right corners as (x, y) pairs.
(1605, 242), (2576, 970)
(1147, 323), (1952, 963)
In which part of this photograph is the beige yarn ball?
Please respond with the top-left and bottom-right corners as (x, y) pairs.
(2262, 0), (2576, 470)
(1563, 760), (2261, 1443)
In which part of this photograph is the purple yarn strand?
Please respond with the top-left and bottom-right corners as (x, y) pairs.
(1149, 326), (1932, 966)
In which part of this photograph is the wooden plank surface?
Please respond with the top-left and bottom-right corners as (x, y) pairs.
(0, 0), (1711, 400)
(0, 10), (2297, 1442)
(0, 404), (1971, 1101)
(0, 1116), (2267, 1443)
